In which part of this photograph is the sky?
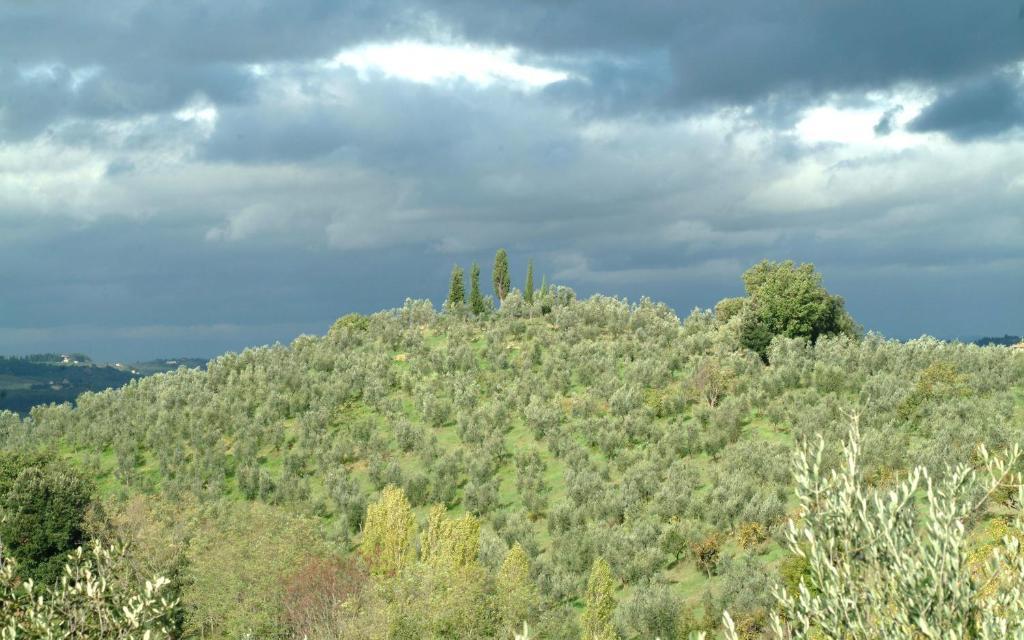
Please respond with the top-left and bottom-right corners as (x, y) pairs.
(2, 1), (1023, 361)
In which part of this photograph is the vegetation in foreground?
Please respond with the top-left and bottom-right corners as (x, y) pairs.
(0, 257), (1021, 638)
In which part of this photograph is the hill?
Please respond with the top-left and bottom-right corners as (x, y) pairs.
(0, 277), (1021, 638)
(0, 355), (207, 415)
(974, 334), (1023, 347)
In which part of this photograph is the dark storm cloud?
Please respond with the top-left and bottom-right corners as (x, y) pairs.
(0, 62), (256, 141)
(5, 0), (1024, 137)
(420, 1), (1024, 110)
(0, 0), (415, 139)
(908, 71), (1024, 140)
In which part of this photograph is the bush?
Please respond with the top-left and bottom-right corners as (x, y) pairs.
(0, 455), (94, 585)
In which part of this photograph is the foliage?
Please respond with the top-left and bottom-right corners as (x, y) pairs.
(493, 249), (511, 303)
(362, 485), (416, 576)
(497, 543), (538, 636)
(0, 541), (177, 639)
(525, 259), (535, 304)
(690, 533), (722, 578)
(755, 417), (1024, 639)
(738, 260), (858, 360)
(470, 261), (487, 315)
(580, 557), (617, 640)
(0, 454), (94, 585)
(448, 264), (466, 308)
(182, 501), (326, 639)
(281, 555), (369, 639)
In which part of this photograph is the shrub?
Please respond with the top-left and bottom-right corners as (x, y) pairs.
(0, 456), (94, 585)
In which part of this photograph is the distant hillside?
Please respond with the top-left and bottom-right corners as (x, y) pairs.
(974, 334), (1022, 347)
(0, 355), (207, 414)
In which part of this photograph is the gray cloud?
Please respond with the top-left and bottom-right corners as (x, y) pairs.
(417, 1), (1024, 111)
(874, 106), (903, 136)
(908, 71), (1024, 140)
(0, 1), (1022, 360)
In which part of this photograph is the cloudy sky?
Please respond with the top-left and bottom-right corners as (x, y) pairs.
(2, 1), (1023, 360)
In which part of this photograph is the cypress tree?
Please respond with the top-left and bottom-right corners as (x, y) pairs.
(470, 262), (486, 315)
(539, 275), (548, 300)
(524, 259), (535, 303)
(493, 249), (510, 303)
(447, 264), (465, 308)
(580, 557), (617, 640)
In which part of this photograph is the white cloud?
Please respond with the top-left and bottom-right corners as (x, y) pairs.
(326, 40), (570, 90)
(174, 96), (219, 138)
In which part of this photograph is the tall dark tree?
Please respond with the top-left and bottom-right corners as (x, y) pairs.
(447, 264), (465, 308)
(493, 249), (510, 303)
(469, 262), (486, 315)
(524, 259), (535, 304)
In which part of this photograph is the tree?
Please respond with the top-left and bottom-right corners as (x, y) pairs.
(0, 459), (94, 585)
(714, 296), (746, 324)
(497, 543), (538, 636)
(737, 260), (858, 361)
(183, 502), (326, 639)
(493, 249), (511, 303)
(580, 557), (618, 640)
(361, 485), (416, 576)
(421, 506), (480, 572)
(470, 262), (487, 315)
(691, 357), (732, 408)
(447, 265), (465, 308)
(281, 555), (369, 639)
(690, 534), (721, 578)
(524, 259), (535, 304)
(515, 449), (549, 517)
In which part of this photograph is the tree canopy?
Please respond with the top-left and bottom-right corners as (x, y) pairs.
(736, 260), (859, 360)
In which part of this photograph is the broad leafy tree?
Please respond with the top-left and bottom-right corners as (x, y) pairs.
(0, 456), (94, 585)
(738, 260), (858, 360)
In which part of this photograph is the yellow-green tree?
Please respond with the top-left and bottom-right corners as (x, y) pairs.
(388, 505), (493, 639)
(362, 485), (416, 576)
(580, 557), (618, 640)
(496, 543), (537, 635)
(421, 505), (480, 571)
